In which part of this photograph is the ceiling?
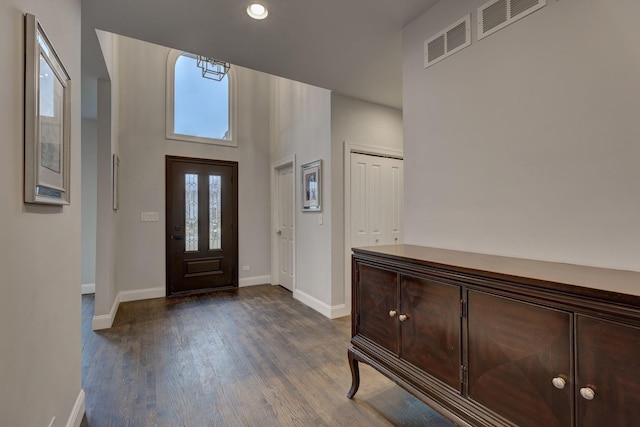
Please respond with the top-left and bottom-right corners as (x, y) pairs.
(81, 0), (440, 114)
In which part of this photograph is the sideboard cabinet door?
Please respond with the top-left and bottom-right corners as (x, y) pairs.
(400, 275), (462, 391)
(576, 315), (640, 426)
(467, 291), (573, 427)
(356, 263), (399, 355)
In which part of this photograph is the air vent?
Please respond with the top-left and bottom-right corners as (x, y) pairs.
(424, 15), (471, 69)
(478, 0), (546, 40)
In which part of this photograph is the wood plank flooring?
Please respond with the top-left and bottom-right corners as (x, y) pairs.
(81, 285), (454, 426)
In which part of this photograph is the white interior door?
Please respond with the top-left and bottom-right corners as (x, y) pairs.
(350, 153), (403, 247)
(277, 165), (294, 291)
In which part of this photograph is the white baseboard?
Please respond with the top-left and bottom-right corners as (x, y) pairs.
(92, 293), (120, 330)
(293, 289), (351, 319)
(330, 304), (350, 319)
(81, 283), (95, 294)
(65, 389), (85, 427)
(239, 275), (271, 288)
(92, 287), (165, 330)
(119, 286), (165, 302)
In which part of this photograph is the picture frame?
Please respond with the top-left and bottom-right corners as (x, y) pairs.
(112, 154), (120, 210)
(301, 159), (321, 212)
(24, 13), (72, 205)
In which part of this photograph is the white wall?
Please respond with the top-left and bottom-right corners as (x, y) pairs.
(113, 35), (272, 295)
(270, 77), (334, 308)
(0, 1), (83, 426)
(82, 118), (97, 286)
(403, 0), (640, 272)
(330, 93), (403, 306)
(331, 94), (403, 151)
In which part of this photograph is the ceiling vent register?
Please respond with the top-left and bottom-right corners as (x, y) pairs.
(478, 0), (546, 40)
(424, 15), (471, 69)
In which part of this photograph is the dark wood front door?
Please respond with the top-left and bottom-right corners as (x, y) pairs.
(166, 156), (238, 295)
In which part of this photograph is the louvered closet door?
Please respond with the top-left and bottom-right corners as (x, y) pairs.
(350, 153), (403, 247)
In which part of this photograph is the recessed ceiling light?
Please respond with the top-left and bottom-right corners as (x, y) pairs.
(247, 3), (268, 20)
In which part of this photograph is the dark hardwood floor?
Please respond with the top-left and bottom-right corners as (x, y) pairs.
(81, 285), (454, 426)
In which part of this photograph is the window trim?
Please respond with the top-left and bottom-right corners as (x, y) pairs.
(166, 49), (238, 147)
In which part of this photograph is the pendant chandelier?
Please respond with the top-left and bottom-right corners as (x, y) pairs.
(196, 56), (231, 81)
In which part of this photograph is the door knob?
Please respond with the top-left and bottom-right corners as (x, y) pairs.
(398, 314), (408, 322)
(389, 310), (397, 317)
(171, 235), (184, 240)
(276, 230), (282, 235)
(552, 376), (566, 390)
(580, 386), (596, 401)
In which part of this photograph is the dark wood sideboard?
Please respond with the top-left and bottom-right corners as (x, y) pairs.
(347, 245), (640, 427)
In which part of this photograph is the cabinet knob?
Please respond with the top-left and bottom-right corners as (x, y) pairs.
(389, 310), (397, 317)
(580, 387), (596, 401)
(398, 314), (408, 322)
(552, 376), (566, 390)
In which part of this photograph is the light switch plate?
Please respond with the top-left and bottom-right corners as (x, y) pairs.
(141, 212), (159, 222)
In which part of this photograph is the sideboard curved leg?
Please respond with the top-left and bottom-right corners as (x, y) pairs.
(347, 347), (360, 399)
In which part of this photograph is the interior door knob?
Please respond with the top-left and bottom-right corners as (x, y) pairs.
(398, 314), (408, 322)
(552, 376), (566, 390)
(388, 310), (397, 317)
(580, 387), (596, 401)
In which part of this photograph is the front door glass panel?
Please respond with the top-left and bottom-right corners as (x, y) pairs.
(185, 173), (198, 252)
(209, 175), (221, 250)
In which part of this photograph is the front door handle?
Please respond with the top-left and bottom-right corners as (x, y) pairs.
(171, 235), (184, 240)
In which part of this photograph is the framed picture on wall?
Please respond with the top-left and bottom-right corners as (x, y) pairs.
(301, 159), (321, 212)
(24, 13), (72, 205)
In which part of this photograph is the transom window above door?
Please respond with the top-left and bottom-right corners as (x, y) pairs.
(166, 50), (237, 147)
